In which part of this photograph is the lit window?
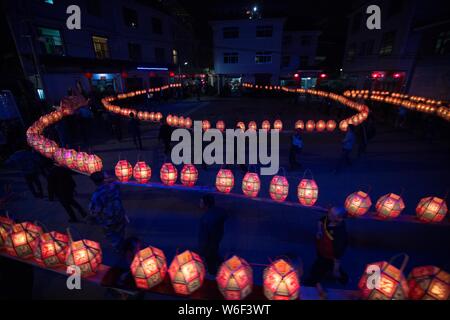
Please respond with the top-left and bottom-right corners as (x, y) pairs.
(224, 52), (238, 64)
(223, 27), (239, 39)
(37, 27), (64, 55)
(37, 89), (45, 100)
(255, 51), (272, 64)
(92, 36), (110, 59)
(379, 31), (396, 56)
(172, 49), (178, 64)
(256, 26), (273, 38)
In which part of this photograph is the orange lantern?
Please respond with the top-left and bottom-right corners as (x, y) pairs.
(41, 140), (57, 158)
(248, 121), (257, 131)
(305, 120), (315, 132)
(339, 120), (349, 132)
(149, 112), (155, 121)
(236, 121), (245, 131)
(273, 120), (283, 131)
(295, 120), (304, 130)
(76, 152), (88, 171)
(216, 255), (253, 300)
(63, 149), (77, 168)
(216, 120), (225, 132)
(269, 175), (289, 202)
(34, 231), (69, 268)
(180, 164), (198, 187)
(375, 193), (405, 219)
(168, 250), (205, 295)
(297, 178), (318, 206)
(408, 266), (450, 300)
(416, 197), (448, 223)
(160, 162), (178, 186)
(202, 120), (211, 131)
(326, 120), (337, 132)
(0, 215), (14, 251)
(316, 120), (326, 132)
(172, 115), (179, 127)
(130, 246), (167, 290)
(85, 154), (103, 174)
(262, 120), (271, 131)
(358, 260), (409, 300)
(263, 259), (300, 300)
(216, 169), (234, 193)
(115, 160), (133, 182)
(155, 112), (163, 122)
(345, 191), (372, 217)
(166, 114), (174, 126)
(65, 238), (102, 277)
(184, 117), (192, 129)
(133, 161), (152, 184)
(242, 172), (261, 198)
(5, 222), (43, 259)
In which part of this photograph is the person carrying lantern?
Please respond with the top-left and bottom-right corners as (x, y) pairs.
(305, 206), (349, 299)
(89, 171), (128, 251)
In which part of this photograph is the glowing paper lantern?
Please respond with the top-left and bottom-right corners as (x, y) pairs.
(63, 149), (77, 168)
(172, 115), (179, 127)
(155, 112), (163, 122)
(34, 231), (69, 267)
(295, 120), (304, 130)
(202, 120), (211, 131)
(130, 246), (167, 289)
(216, 255), (253, 300)
(184, 117), (192, 129)
(416, 197), (448, 223)
(408, 266), (450, 300)
(326, 120), (337, 132)
(358, 261), (409, 300)
(75, 152), (88, 171)
(180, 164), (198, 187)
(65, 239), (102, 277)
(306, 120), (315, 132)
(166, 114), (174, 126)
(273, 120), (283, 131)
(216, 169), (234, 193)
(297, 179), (318, 206)
(168, 250), (205, 295)
(242, 172), (261, 198)
(248, 121), (257, 131)
(115, 160), (133, 182)
(5, 222), (43, 259)
(133, 161), (152, 184)
(85, 154), (103, 174)
(316, 120), (326, 132)
(41, 140), (57, 158)
(160, 163), (178, 186)
(262, 120), (271, 131)
(216, 120), (225, 132)
(345, 191), (372, 217)
(53, 148), (65, 165)
(339, 120), (349, 132)
(178, 116), (185, 127)
(263, 259), (300, 300)
(269, 175), (289, 202)
(375, 193), (405, 219)
(0, 215), (14, 251)
(236, 121), (245, 131)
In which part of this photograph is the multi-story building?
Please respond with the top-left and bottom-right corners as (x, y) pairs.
(342, 0), (450, 100)
(210, 17), (321, 87)
(4, 0), (195, 103)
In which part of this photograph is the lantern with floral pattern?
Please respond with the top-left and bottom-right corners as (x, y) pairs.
(180, 164), (198, 187)
(34, 231), (69, 267)
(263, 259), (300, 300)
(75, 152), (88, 172)
(345, 191), (372, 217)
(408, 266), (450, 300)
(216, 169), (234, 193)
(297, 178), (319, 206)
(415, 197), (448, 223)
(131, 246), (167, 290)
(85, 154), (103, 174)
(269, 175), (289, 202)
(160, 163), (178, 186)
(133, 161), (152, 184)
(5, 222), (43, 259)
(217, 255), (253, 300)
(168, 250), (205, 295)
(242, 172), (261, 198)
(115, 160), (133, 182)
(53, 148), (65, 165)
(375, 193), (405, 219)
(63, 149), (77, 168)
(65, 238), (102, 277)
(41, 140), (57, 158)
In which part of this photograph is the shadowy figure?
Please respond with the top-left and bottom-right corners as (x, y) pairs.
(158, 122), (173, 156)
(334, 124), (356, 173)
(289, 129), (303, 170)
(89, 171), (128, 251)
(198, 194), (228, 275)
(47, 165), (87, 223)
(128, 112), (142, 150)
(305, 206), (349, 299)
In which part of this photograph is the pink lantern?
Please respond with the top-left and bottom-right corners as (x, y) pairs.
(115, 160), (133, 182)
(180, 164), (198, 187)
(216, 255), (253, 300)
(375, 193), (405, 220)
(269, 175), (289, 202)
(242, 172), (261, 198)
(216, 169), (234, 193)
(416, 197), (448, 223)
(160, 163), (178, 186)
(263, 259), (300, 300)
(168, 250), (205, 295)
(133, 161), (152, 184)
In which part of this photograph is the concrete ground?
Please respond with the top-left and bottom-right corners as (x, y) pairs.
(1, 95), (449, 299)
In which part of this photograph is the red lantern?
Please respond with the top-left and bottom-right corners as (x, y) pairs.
(326, 120), (337, 132)
(53, 148), (65, 165)
(202, 120), (211, 131)
(41, 140), (57, 158)
(63, 149), (77, 168)
(180, 164), (198, 187)
(34, 231), (69, 267)
(133, 161), (152, 184)
(269, 175), (289, 202)
(76, 152), (88, 171)
(262, 120), (271, 131)
(345, 191), (372, 217)
(65, 239), (102, 277)
(236, 121), (245, 131)
(375, 193), (405, 219)
(168, 250), (205, 295)
(115, 160), (133, 182)
(316, 120), (326, 132)
(305, 120), (315, 132)
(358, 261), (409, 300)
(184, 117), (192, 129)
(408, 266), (450, 300)
(273, 120), (283, 131)
(297, 179), (318, 206)
(242, 172), (261, 198)
(263, 259), (300, 300)
(216, 120), (225, 132)
(295, 120), (304, 130)
(216, 255), (253, 300)
(85, 154), (103, 174)
(416, 197), (448, 223)
(130, 246), (167, 290)
(248, 121), (257, 131)
(0, 215), (14, 251)
(160, 163), (178, 186)
(339, 120), (349, 132)
(216, 169), (234, 193)
(5, 222), (43, 259)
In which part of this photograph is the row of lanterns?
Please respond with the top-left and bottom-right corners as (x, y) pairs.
(1, 215), (448, 300)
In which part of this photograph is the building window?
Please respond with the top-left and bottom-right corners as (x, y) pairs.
(299, 55), (309, 67)
(351, 13), (362, 33)
(152, 17), (163, 34)
(256, 26), (273, 38)
(87, 0), (101, 17)
(435, 31), (450, 55)
(223, 52), (238, 64)
(128, 43), (142, 61)
(255, 51), (272, 64)
(223, 27), (239, 39)
(379, 31), (396, 56)
(123, 7), (138, 28)
(301, 36), (312, 46)
(281, 55), (290, 67)
(172, 49), (178, 64)
(155, 47), (165, 63)
(346, 43), (356, 61)
(92, 36), (109, 59)
(37, 27), (65, 55)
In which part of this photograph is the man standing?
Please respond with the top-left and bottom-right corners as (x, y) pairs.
(128, 112), (142, 150)
(89, 171), (128, 251)
(289, 129), (304, 170)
